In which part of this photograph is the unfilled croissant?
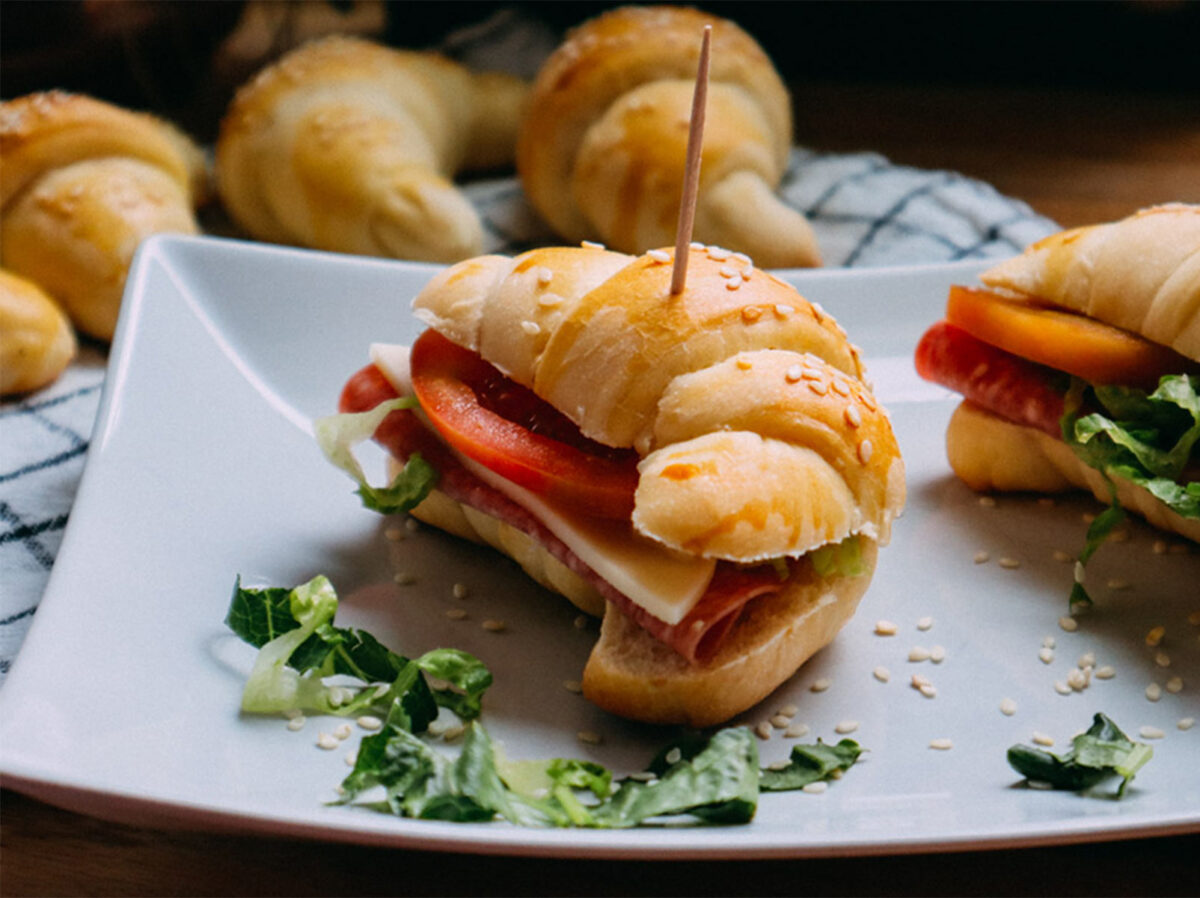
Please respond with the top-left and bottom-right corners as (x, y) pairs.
(215, 36), (528, 264)
(517, 5), (821, 269)
(0, 91), (206, 341)
(0, 268), (76, 396)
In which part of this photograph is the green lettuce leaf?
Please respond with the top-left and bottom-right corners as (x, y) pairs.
(1007, 712), (1153, 798)
(313, 398), (438, 513)
(759, 739), (863, 792)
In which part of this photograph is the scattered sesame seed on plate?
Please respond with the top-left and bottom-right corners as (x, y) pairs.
(393, 572), (416, 586)
(1054, 681), (1072, 695)
(405, 517), (420, 532)
(810, 678), (832, 693)
(978, 496), (997, 507)
(930, 646), (946, 664)
(345, 752), (357, 767)
(874, 620), (898, 636)
(1052, 549), (1073, 563)
(334, 723), (352, 740)
(445, 608), (468, 620)
(784, 723), (810, 738)
(911, 673), (931, 689)
(998, 557), (1021, 570)
(451, 582), (470, 599)
(1139, 726), (1166, 740)
(1153, 540), (1169, 555)
(1042, 635), (1056, 649)
(973, 551), (990, 564)
(481, 619), (507, 632)
(1145, 626), (1165, 647)
(1155, 652), (1171, 668)
(929, 738), (953, 751)
(577, 730), (602, 745)
(1179, 718), (1196, 731)
(917, 616), (934, 631)
(919, 684), (938, 699)
(1067, 669), (1089, 691)
(1166, 676), (1184, 694)
(834, 721), (859, 735)
(316, 733), (338, 751)
(287, 716), (306, 732)
(1106, 578), (1130, 590)
(1058, 616), (1079, 632)
(1077, 652), (1096, 669)
(909, 647), (931, 663)
(778, 703), (798, 717)
(873, 666), (891, 683)
(1094, 665), (1116, 680)
(562, 680), (582, 694)
(384, 526), (405, 541)
(755, 722), (773, 740)
(1146, 683), (1163, 701)
(1000, 698), (1017, 716)
(802, 781), (828, 795)
(357, 715), (383, 731)
(1032, 732), (1055, 747)
(770, 714), (791, 729)
(1038, 647), (1055, 665)
(442, 724), (465, 742)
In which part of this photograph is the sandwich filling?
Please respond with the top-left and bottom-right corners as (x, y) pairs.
(333, 331), (861, 664)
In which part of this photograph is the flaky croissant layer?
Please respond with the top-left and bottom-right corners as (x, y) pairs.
(414, 243), (904, 564)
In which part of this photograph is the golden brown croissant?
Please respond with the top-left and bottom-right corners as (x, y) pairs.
(398, 242), (903, 724)
(0, 91), (206, 341)
(516, 6), (821, 269)
(215, 36), (528, 264)
(0, 268), (76, 396)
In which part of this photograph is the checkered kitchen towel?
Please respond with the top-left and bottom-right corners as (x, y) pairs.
(0, 154), (1056, 681)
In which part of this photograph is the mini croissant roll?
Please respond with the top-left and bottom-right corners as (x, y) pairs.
(414, 243), (903, 566)
(215, 36), (528, 264)
(0, 91), (205, 340)
(517, 5), (821, 269)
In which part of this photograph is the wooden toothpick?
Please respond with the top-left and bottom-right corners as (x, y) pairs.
(669, 24), (712, 296)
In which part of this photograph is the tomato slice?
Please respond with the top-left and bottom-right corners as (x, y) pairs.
(409, 329), (639, 519)
(945, 286), (1196, 388)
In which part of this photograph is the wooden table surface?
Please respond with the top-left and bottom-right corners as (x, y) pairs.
(2, 81), (1198, 897)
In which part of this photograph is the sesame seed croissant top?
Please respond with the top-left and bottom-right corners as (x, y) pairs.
(413, 244), (905, 563)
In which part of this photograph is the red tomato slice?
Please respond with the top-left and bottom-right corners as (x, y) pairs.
(945, 286), (1195, 388)
(409, 329), (639, 519)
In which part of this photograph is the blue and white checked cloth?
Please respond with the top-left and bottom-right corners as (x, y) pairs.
(0, 151), (1057, 681)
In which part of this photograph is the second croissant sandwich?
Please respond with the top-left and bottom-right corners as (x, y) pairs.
(327, 243), (904, 727)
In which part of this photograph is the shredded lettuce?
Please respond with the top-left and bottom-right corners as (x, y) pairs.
(1060, 374), (1199, 606)
(1007, 713), (1153, 798)
(809, 535), (867, 579)
(226, 576), (864, 827)
(314, 398), (438, 514)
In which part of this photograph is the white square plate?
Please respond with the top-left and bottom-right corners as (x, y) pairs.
(1, 235), (1196, 858)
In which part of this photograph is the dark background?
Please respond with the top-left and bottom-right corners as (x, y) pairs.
(4, 0), (1199, 142)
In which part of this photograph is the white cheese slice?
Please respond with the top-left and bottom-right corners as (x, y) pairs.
(370, 341), (716, 625)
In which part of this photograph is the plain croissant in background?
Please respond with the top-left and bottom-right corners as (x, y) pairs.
(517, 5), (822, 269)
(215, 36), (528, 264)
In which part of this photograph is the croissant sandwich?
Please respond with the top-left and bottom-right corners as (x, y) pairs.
(216, 36), (527, 264)
(517, 6), (821, 269)
(328, 243), (905, 727)
(915, 204), (1200, 555)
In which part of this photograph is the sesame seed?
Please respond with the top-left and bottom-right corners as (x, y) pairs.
(689, 241), (706, 250)
(427, 720), (446, 737)
(917, 617), (934, 631)
(405, 517), (420, 532)
(1067, 669), (1089, 691)
(1166, 676), (1184, 694)
(334, 723), (353, 740)
(707, 247), (730, 261)
(482, 619), (506, 632)
(329, 686), (352, 707)
(452, 582), (469, 599)
(1042, 636), (1057, 649)
(718, 264), (738, 277)
(766, 760), (791, 771)
(1077, 652), (1096, 669)
(562, 680), (583, 693)
(919, 684), (938, 699)
(357, 715), (383, 731)
(535, 266), (554, 285)
(384, 526), (405, 541)
(998, 557), (1021, 569)
(834, 720), (859, 735)
(909, 647), (932, 662)
(1146, 626), (1165, 647)
(802, 781), (828, 794)
(736, 357), (753, 371)
(287, 716), (306, 731)
(1052, 550), (1073, 563)
(1038, 647), (1055, 665)
(755, 722), (773, 740)
(875, 620), (898, 636)
(581, 240), (605, 249)
(1000, 698), (1018, 716)
(979, 496), (997, 508)
(974, 551), (991, 564)
(929, 738), (954, 751)
(873, 666), (891, 683)
(726, 278), (743, 291)
(1146, 683), (1163, 702)
(345, 752), (357, 766)
(844, 404), (862, 427)
(1059, 616), (1079, 633)
(732, 251), (752, 265)
(664, 747), (683, 765)
(1153, 540), (1169, 555)
(784, 723), (810, 738)
(1106, 578), (1130, 590)
(911, 673), (932, 689)
(857, 439), (873, 463)
(1188, 610), (1200, 626)
(1032, 732), (1055, 747)
(577, 730), (602, 745)
(1054, 681), (1072, 695)
(930, 646), (946, 664)
(774, 304), (794, 317)
(1108, 529), (1129, 542)
(785, 364), (804, 383)
(808, 379), (828, 396)
(316, 733), (339, 750)
(446, 608), (468, 620)
(442, 724), (465, 742)
(810, 678), (832, 693)
(282, 708), (303, 720)
(1156, 652), (1171, 668)
(1037, 497), (1056, 508)
(538, 292), (564, 308)
(778, 703), (799, 718)
(393, 572), (416, 585)
(770, 714), (791, 729)
(1179, 718), (1196, 731)
(1139, 726), (1166, 740)
(520, 320), (541, 336)
(647, 249), (670, 263)
(1094, 665), (1116, 680)
(574, 615), (589, 629)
